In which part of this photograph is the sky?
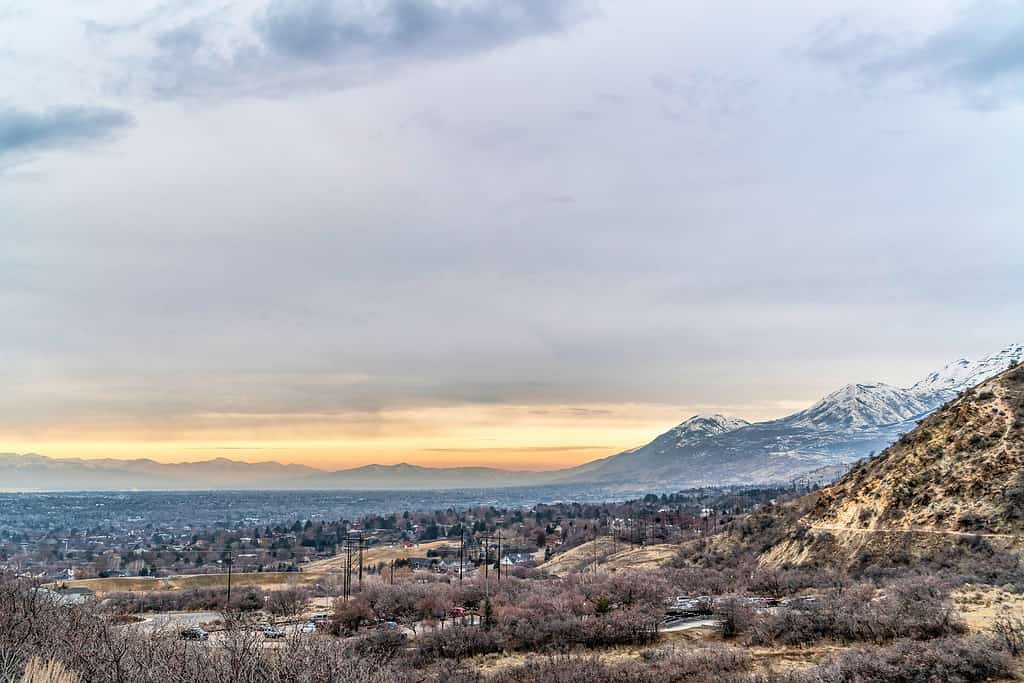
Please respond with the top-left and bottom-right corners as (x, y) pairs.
(2, 0), (1024, 471)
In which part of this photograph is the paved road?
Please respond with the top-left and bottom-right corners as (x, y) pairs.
(660, 618), (718, 633)
(140, 611), (222, 631)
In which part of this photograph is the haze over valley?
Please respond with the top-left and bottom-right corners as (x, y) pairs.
(4, 343), (1021, 491)
(4, 1), (1024, 681)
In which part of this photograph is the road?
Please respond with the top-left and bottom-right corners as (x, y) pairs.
(659, 617), (718, 633)
(139, 611), (222, 631)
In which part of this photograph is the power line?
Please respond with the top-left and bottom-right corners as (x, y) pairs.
(341, 532), (366, 600)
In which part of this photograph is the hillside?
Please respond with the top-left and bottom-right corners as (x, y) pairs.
(763, 362), (1024, 568)
(538, 537), (678, 577)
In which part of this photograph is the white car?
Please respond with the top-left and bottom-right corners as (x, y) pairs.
(262, 626), (286, 639)
(300, 622), (316, 633)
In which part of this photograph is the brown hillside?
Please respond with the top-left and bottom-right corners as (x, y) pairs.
(539, 537), (676, 577)
(762, 363), (1024, 568)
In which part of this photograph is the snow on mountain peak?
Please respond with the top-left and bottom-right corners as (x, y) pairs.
(911, 342), (1024, 401)
(671, 414), (751, 447)
(785, 343), (1024, 433)
(785, 382), (932, 431)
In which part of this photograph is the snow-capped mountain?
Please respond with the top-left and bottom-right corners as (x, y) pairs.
(669, 414), (752, 446)
(911, 343), (1024, 403)
(551, 413), (751, 482)
(562, 342), (1024, 488)
(782, 383), (933, 431)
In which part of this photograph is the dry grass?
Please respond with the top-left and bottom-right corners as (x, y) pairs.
(305, 539), (456, 571)
(465, 637), (843, 677)
(954, 584), (1024, 632)
(58, 571), (325, 595)
(539, 537), (677, 577)
(21, 658), (81, 683)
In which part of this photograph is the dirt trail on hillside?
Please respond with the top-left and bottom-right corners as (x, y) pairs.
(810, 525), (1020, 539)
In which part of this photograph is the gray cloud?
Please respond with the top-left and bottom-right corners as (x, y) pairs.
(256, 0), (591, 62)
(132, 0), (593, 98)
(2, 1), (1023, 453)
(83, 0), (203, 36)
(0, 106), (134, 157)
(807, 2), (1024, 108)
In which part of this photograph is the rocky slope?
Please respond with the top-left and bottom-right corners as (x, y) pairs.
(762, 362), (1024, 568)
(805, 363), (1024, 534)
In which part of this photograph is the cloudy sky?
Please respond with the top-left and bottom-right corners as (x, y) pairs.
(2, 0), (1023, 470)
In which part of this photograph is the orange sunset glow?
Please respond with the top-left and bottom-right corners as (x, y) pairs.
(0, 400), (811, 470)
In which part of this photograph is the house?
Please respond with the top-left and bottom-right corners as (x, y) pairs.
(500, 552), (535, 567)
(439, 559), (473, 573)
(408, 557), (438, 571)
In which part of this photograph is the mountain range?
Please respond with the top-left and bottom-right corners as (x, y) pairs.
(2, 343), (1021, 492)
(557, 343), (1023, 488)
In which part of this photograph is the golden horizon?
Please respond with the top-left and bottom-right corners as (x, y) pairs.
(0, 399), (811, 471)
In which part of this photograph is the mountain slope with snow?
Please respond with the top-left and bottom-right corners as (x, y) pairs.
(911, 343), (1024, 403)
(550, 413), (751, 482)
(667, 414), (752, 447)
(563, 343), (1024, 488)
(782, 383), (933, 431)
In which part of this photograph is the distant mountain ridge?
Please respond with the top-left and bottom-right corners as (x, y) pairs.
(2, 343), (1021, 492)
(553, 342), (1024, 487)
(0, 453), (544, 492)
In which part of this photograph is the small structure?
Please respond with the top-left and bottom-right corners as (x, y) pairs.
(500, 552), (535, 567)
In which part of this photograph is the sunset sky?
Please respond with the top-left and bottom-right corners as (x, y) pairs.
(2, 0), (1023, 470)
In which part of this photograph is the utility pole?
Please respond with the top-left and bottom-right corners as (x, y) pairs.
(357, 531), (364, 591)
(225, 550), (233, 605)
(483, 535), (490, 581)
(342, 545), (348, 600)
(480, 533), (492, 599)
(341, 533), (365, 599)
(495, 531), (501, 583)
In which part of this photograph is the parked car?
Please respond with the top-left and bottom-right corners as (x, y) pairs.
(179, 627), (209, 641)
(300, 622), (316, 634)
(262, 625), (286, 639)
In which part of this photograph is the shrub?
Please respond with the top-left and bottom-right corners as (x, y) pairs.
(331, 597), (375, 635)
(714, 597), (756, 640)
(990, 612), (1024, 655)
(349, 629), (407, 661)
(265, 587), (308, 617)
(809, 636), (1009, 683)
(415, 625), (501, 663)
(748, 577), (963, 646)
